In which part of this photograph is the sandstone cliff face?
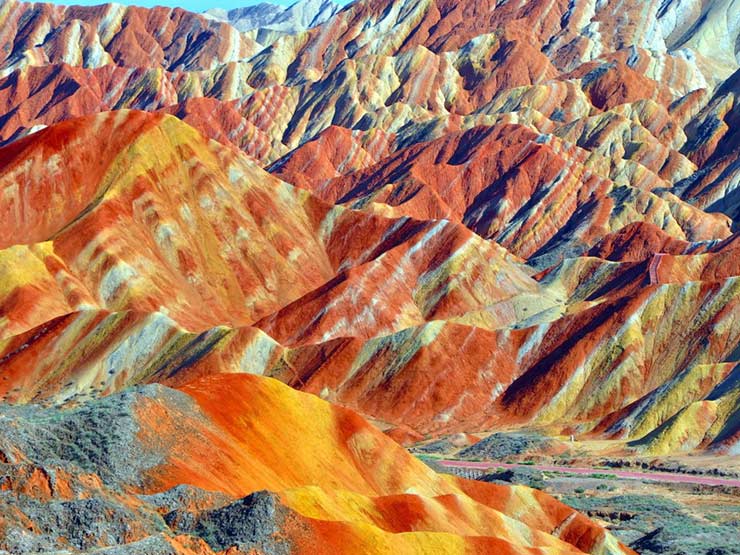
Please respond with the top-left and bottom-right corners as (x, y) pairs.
(0, 0), (738, 551)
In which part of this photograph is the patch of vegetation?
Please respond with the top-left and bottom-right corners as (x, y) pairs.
(479, 468), (546, 490)
(458, 432), (557, 460)
(561, 494), (740, 554)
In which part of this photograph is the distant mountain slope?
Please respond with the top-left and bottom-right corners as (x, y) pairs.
(0, 0), (260, 77)
(0, 0), (738, 477)
(205, 0), (341, 34)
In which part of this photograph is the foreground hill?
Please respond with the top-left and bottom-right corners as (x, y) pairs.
(0, 372), (632, 554)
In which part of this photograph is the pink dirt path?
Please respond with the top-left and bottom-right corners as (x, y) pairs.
(438, 460), (740, 487)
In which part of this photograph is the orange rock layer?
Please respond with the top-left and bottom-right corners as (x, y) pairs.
(0, 0), (739, 550)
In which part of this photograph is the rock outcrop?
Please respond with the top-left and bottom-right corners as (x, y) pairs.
(0, 0), (739, 549)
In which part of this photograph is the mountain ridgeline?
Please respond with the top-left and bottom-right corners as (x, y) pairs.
(0, 0), (738, 552)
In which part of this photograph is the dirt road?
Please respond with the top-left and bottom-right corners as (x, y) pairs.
(438, 460), (740, 487)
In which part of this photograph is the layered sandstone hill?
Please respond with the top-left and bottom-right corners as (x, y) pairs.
(1, 107), (738, 457)
(205, 0), (340, 35)
(0, 372), (633, 554)
(0, 109), (636, 553)
(0, 0), (738, 550)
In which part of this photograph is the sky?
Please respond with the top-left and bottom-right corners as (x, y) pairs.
(46, 0), (351, 10)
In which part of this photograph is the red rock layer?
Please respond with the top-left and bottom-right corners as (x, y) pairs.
(1, 0), (739, 464)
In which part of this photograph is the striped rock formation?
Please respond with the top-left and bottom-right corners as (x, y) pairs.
(205, 0), (340, 35)
(0, 373), (633, 554)
(0, 107), (737, 457)
(0, 0), (739, 551)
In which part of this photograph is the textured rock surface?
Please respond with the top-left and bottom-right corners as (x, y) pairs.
(205, 0), (340, 35)
(0, 375), (633, 554)
(0, 103), (737, 453)
(458, 433), (562, 460)
(0, 0), (739, 551)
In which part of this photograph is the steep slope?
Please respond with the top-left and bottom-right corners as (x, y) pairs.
(0, 111), (545, 400)
(275, 122), (730, 265)
(0, 110), (340, 334)
(676, 69), (740, 219)
(205, 0), (341, 34)
(0, 373), (633, 554)
(0, 105), (738, 453)
(0, 0), (738, 471)
(0, 110), (546, 336)
(1, 0), (738, 227)
(262, 0), (739, 84)
(0, 1), (259, 76)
